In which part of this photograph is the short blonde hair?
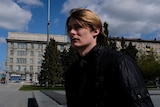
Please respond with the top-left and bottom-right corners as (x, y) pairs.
(66, 8), (107, 45)
(66, 8), (102, 32)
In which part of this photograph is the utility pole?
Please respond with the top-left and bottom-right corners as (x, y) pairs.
(45, 0), (50, 88)
(47, 0), (50, 45)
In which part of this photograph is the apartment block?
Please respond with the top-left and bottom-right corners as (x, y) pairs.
(110, 37), (160, 55)
(5, 32), (70, 83)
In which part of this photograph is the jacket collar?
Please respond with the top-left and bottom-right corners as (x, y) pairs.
(79, 44), (103, 65)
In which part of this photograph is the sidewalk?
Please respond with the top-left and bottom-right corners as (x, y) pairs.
(33, 91), (64, 107)
(149, 90), (160, 95)
(33, 90), (160, 107)
(149, 90), (160, 107)
(40, 90), (66, 106)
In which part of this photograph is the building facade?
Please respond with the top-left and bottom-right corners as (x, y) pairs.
(6, 32), (160, 83)
(110, 37), (160, 56)
(5, 32), (70, 83)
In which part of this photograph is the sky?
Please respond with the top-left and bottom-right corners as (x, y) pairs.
(1, 0), (160, 71)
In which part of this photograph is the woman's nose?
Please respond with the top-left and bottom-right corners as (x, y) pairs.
(70, 28), (76, 33)
(69, 28), (76, 36)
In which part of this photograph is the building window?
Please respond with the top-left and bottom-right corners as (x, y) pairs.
(17, 50), (27, 56)
(21, 65), (26, 72)
(60, 45), (64, 51)
(38, 44), (43, 49)
(10, 42), (14, 48)
(30, 58), (33, 64)
(31, 43), (34, 49)
(37, 59), (42, 64)
(38, 51), (43, 57)
(16, 65), (20, 71)
(30, 66), (33, 72)
(16, 58), (26, 64)
(30, 51), (34, 56)
(10, 58), (13, 63)
(146, 44), (151, 52)
(37, 66), (41, 72)
(10, 50), (13, 56)
(18, 43), (27, 49)
(146, 44), (150, 48)
(9, 65), (13, 71)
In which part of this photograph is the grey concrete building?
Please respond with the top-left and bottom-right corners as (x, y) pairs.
(6, 32), (160, 83)
(110, 37), (160, 55)
(5, 32), (70, 83)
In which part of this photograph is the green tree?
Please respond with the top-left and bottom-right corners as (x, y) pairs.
(120, 38), (138, 60)
(103, 21), (109, 38)
(120, 37), (126, 52)
(61, 46), (78, 72)
(40, 38), (63, 87)
(60, 48), (68, 72)
(137, 49), (160, 84)
(103, 22), (117, 49)
(110, 40), (117, 50)
(60, 46), (78, 83)
(125, 41), (138, 60)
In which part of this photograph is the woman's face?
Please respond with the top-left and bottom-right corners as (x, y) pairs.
(67, 18), (99, 51)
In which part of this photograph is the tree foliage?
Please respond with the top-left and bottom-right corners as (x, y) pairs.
(61, 46), (78, 72)
(125, 41), (138, 60)
(120, 37), (126, 51)
(103, 21), (117, 50)
(137, 49), (160, 83)
(39, 38), (63, 86)
(103, 21), (109, 38)
(120, 38), (138, 60)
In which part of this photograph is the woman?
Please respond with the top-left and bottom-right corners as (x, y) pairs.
(64, 8), (154, 107)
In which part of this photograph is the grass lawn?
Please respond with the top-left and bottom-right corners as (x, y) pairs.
(147, 85), (160, 90)
(19, 85), (65, 91)
(19, 85), (159, 91)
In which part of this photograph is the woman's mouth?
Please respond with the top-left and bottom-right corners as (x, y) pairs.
(71, 38), (79, 42)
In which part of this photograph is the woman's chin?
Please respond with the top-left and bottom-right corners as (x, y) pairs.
(71, 43), (80, 47)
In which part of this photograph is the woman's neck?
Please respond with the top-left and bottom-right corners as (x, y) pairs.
(78, 43), (97, 56)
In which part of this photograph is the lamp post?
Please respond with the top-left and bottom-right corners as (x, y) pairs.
(33, 71), (35, 82)
(46, 75), (48, 88)
(45, 0), (50, 88)
(47, 0), (50, 45)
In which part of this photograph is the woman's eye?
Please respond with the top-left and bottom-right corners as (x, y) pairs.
(74, 25), (82, 30)
(67, 25), (82, 32)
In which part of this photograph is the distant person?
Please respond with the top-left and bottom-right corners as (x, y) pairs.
(64, 8), (154, 107)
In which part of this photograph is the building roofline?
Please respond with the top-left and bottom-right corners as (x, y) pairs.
(109, 37), (160, 43)
(7, 32), (68, 43)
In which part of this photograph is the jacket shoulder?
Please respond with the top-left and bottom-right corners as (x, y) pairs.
(101, 46), (124, 62)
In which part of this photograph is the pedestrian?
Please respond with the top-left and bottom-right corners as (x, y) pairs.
(64, 8), (154, 107)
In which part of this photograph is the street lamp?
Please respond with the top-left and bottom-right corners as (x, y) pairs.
(46, 76), (48, 88)
(47, 0), (50, 45)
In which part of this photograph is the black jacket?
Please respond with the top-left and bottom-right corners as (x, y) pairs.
(65, 44), (154, 107)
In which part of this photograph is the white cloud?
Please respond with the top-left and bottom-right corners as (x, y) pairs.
(16, 0), (43, 6)
(0, 0), (43, 31)
(0, 0), (32, 30)
(62, 0), (160, 39)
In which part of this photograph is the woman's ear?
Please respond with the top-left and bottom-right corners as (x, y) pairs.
(93, 29), (100, 38)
